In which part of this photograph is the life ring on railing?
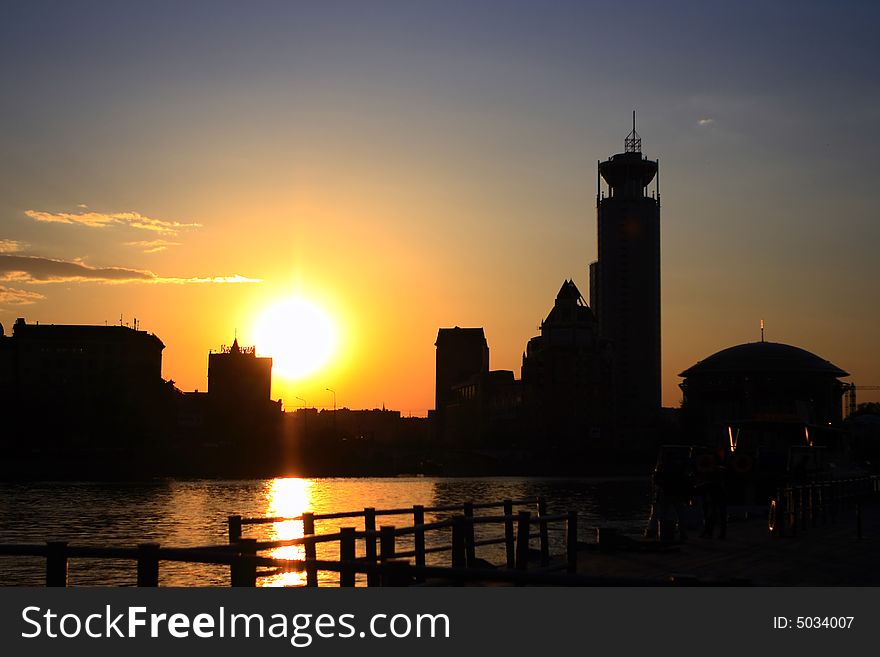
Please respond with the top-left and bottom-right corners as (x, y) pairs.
(733, 453), (754, 474)
(695, 453), (717, 473)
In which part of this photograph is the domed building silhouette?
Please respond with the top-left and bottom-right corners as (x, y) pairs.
(679, 340), (849, 445)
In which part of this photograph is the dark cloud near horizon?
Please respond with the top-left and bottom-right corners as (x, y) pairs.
(0, 254), (154, 282)
(0, 254), (260, 285)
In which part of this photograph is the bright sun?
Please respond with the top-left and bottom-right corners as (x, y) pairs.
(252, 297), (338, 381)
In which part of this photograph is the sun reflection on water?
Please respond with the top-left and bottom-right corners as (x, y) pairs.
(261, 478), (312, 587)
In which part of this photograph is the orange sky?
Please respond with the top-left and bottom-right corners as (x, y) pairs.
(2, 2), (878, 415)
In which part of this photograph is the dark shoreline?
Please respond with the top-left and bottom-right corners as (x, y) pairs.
(0, 449), (652, 482)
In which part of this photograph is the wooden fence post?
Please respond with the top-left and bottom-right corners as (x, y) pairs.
(230, 538), (257, 587)
(537, 498), (550, 566)
(413, 505), (426, 583)
(451, 516), (466, 568)
(515, 511), (531, 570)
(340, 527), (356, 587)
(381, 559), (411, 587)
(380, 526), (396, 562)
(45, 541), (68, 587)
(302, 512), (317, 587)
(364, 508), (377, 586)
(566, 511), (578, 574)
(503, 500), (515, 568)
(228, 515), (242, 543)
(136, 543), (160, 587)
(463, 502), (476, 566)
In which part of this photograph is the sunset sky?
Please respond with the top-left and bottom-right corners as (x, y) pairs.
(1, 0), (878, 414)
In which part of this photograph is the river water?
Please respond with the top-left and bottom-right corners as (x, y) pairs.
(0, 476), (650, 586)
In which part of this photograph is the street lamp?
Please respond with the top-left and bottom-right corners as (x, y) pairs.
(325, 388), (336, 413)
(326, 387), (337, 436)
(296, 396), (307, 409)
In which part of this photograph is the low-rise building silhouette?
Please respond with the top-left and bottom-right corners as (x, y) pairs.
(0, 317), (171, 452)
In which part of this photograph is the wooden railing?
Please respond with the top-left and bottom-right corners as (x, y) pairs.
(226, 497), (577, 587)
(0, 497), (587, 587)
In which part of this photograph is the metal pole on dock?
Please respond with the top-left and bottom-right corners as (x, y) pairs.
(413, 505), (426, 583)
(136, 543), (160, 587)
(515, 512), (531, 571)
(451, 516), (466, 568)
(364, 507), (378, 587)
(45, 541), (68, 587)
(537, 498), (550, 566)
(503, 500), (515, 568)
(463, 502), (476, 566)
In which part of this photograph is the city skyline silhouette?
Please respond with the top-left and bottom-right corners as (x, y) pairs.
(1, 1), (878, 417)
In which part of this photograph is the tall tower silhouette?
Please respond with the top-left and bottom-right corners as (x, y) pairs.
(591, 114), (661, 448)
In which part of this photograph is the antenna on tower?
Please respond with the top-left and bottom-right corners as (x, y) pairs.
(624, 110), (641, 153)
(760, 319), (765, 342)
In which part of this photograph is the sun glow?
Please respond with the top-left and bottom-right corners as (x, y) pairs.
(252, 296), (339, 381)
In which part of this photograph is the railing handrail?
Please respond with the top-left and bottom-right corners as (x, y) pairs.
(237, 497), (542, 525)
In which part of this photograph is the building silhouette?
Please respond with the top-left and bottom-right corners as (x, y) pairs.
(444, 369), (521, 447)
(208, 337), (272, 406)
(1, 317), (163, 395)
(0, 317), (171, 453)
(433, 327), (489, 437)
(201, 336), (281, 449)
(521, 280), (612, 450)
(679, 340), (849, 444)
(591, 114), (661, 449)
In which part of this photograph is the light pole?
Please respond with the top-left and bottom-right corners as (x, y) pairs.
(296, 396), (307, 409)
(325, 388), (336, 413)
(326, 388), (337, 436)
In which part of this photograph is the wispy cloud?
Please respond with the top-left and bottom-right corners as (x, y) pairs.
(0, 239), (26, 253)
(0, 284), (45, 306)
(24, 209), (201, 236)
(697, 117), (715, 126)
(158, 274), (263, 284)
(0, 254), (260, 285)
(124, 239), (183, 253)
